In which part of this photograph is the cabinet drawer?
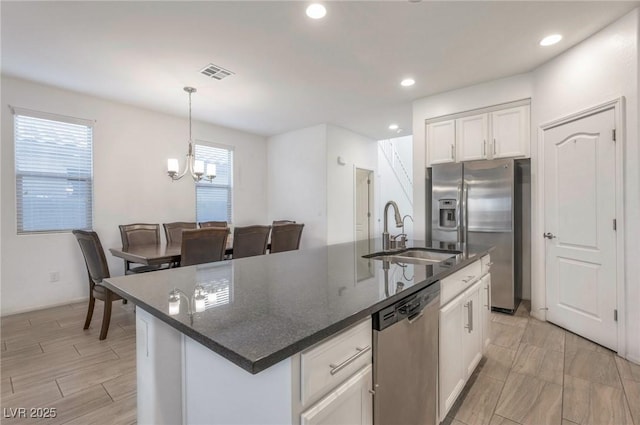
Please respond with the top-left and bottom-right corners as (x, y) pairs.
(481, 254), (491, 275)
(441, 261), (482, 306)
(300, 318), (372, 406)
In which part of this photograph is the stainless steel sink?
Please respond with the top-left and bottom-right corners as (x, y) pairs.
(366, 248), (461, 265)
(393, 249), (459, 262)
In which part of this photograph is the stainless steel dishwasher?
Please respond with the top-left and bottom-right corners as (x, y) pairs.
(373, 281), (440, 425)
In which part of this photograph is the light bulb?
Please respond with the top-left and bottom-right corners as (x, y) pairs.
(167, 158), (179, 174)
(306, 3), (326, 19)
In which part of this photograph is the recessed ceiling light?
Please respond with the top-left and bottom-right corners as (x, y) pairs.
(400, 78), (415, 87)
(306, 3), (326, 19)
(540, 34), (562, 46)
(389, 124), (399, 130)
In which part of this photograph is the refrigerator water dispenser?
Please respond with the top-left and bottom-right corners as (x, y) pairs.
(438, 199), (457, 228)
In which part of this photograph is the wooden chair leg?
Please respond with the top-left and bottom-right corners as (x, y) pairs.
(99, 293), (113, 340)
(84, 295), (95, 330)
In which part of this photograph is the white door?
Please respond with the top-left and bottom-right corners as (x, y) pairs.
(544, 107), (617, 350)
(456, 113), (488, 161)
(355, 169), (373, 281)
(439, 293), (465, 420)
(461, 281), (483, 378)
(427, 119), (456, 165)
(491, 105), (530, 158)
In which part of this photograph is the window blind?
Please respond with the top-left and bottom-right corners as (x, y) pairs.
(14, 110), (93, 234)
(195, 143), (233, 223)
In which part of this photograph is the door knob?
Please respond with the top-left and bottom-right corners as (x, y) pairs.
(543, 232), (556, 239)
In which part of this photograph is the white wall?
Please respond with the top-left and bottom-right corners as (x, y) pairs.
(377, 136), (414, 240)
(326, 125), (377, 245)
(531, 9), (639, 362)
(267, 124), (328, 249)
(1, 76), (268, 315)
(412, 8), (640, 362)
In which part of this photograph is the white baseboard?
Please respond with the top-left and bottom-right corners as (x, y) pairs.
(1, 296), (87, 317)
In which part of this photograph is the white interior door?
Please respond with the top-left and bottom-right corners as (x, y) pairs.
(355, 169), (372, 242)
(355, 168), (373, 281)
(543, 107), (617, 350)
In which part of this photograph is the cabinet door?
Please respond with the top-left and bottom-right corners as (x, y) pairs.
(481, 274), (492, 352)
(491, 105), (530, 158)
(461, 281), (483, 379)
(301, 365), (372, 425)
(456, 114), (489, 162)
(439, 292), (465, 420)
(427, 119), (456, 165)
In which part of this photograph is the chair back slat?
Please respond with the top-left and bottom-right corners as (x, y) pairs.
(119, 223), (160, 249)
(232, 225), (271, 259)
(180, 228), (228, 267)
(199, 221), (228, 228)
(270, 223), (304, 253)
(163, 222), (197, 245)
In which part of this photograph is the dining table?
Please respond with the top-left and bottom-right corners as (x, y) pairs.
(109, 235), (235, 267)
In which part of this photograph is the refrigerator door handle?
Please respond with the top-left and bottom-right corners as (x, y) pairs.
(462, 184), (469, 243)
(456, 184), (462, 241)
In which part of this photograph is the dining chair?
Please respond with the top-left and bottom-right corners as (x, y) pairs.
(272, 220), (296, 225)
(270, 223), (304, 253)
(72, 230), (122, 340)
(232, 225), (272, 259)
(199, 221), (228, 228)
(180, 228), (229, 267)
(119, 223), (166, 274)
(163, 222), (197, 245)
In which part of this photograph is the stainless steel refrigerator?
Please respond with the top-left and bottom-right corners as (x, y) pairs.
(430, 159), (530, 313)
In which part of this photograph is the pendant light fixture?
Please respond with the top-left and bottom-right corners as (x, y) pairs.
(167, 87), (216, 182)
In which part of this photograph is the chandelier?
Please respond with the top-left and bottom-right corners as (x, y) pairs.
(167, 87), (216, 182)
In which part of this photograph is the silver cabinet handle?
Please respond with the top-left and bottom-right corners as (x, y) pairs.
(450, 144), (455, 160)
(483, 140), (486, 157)
(329, 345), (371, 376)
(469, 300), (473, 332)
(484, 285), (490, 309)
(464, 301), (473, 333)
(543, 232), (557, 239)
(462, 275), (475, 283)
(493, 138), (497, 155)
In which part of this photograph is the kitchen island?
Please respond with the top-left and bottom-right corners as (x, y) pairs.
(103, 239), (491, 425)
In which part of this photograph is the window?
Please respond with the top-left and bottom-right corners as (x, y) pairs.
(195, 143), (233, 223)
(13, 108), (94, 234)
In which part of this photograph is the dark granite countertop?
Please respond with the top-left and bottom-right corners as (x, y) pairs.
(103, 239), (491, 374)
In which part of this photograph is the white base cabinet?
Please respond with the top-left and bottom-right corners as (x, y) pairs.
(439, 279), (483, 419)
(135, 308), (373, 425)
(301, 365), (372, 425)
(439, 256), (491, 422)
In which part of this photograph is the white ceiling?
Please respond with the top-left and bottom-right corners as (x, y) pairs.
(2, 1), (639, 140)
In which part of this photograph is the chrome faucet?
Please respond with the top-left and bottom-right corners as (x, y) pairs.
(383, 200), (403, 250)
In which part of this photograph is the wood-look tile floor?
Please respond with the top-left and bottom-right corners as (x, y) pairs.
(2, 300), (639, 425)
(446, 301), (640, 425)
(1, 302), (136, 424)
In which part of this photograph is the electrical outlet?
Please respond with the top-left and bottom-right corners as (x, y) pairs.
(49, 271), (60, 283)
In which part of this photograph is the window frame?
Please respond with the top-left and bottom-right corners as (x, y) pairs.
(194, 140), (234, 224)
(11, 106), (95, 235)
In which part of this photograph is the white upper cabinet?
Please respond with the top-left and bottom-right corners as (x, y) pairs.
(427, 119), (456, 165)
(426, 101), (530, 166)
(490, 105), (530, 159)
(456, 113), (489, 162)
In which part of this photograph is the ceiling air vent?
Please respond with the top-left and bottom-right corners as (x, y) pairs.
(200, 63), (235, 80)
